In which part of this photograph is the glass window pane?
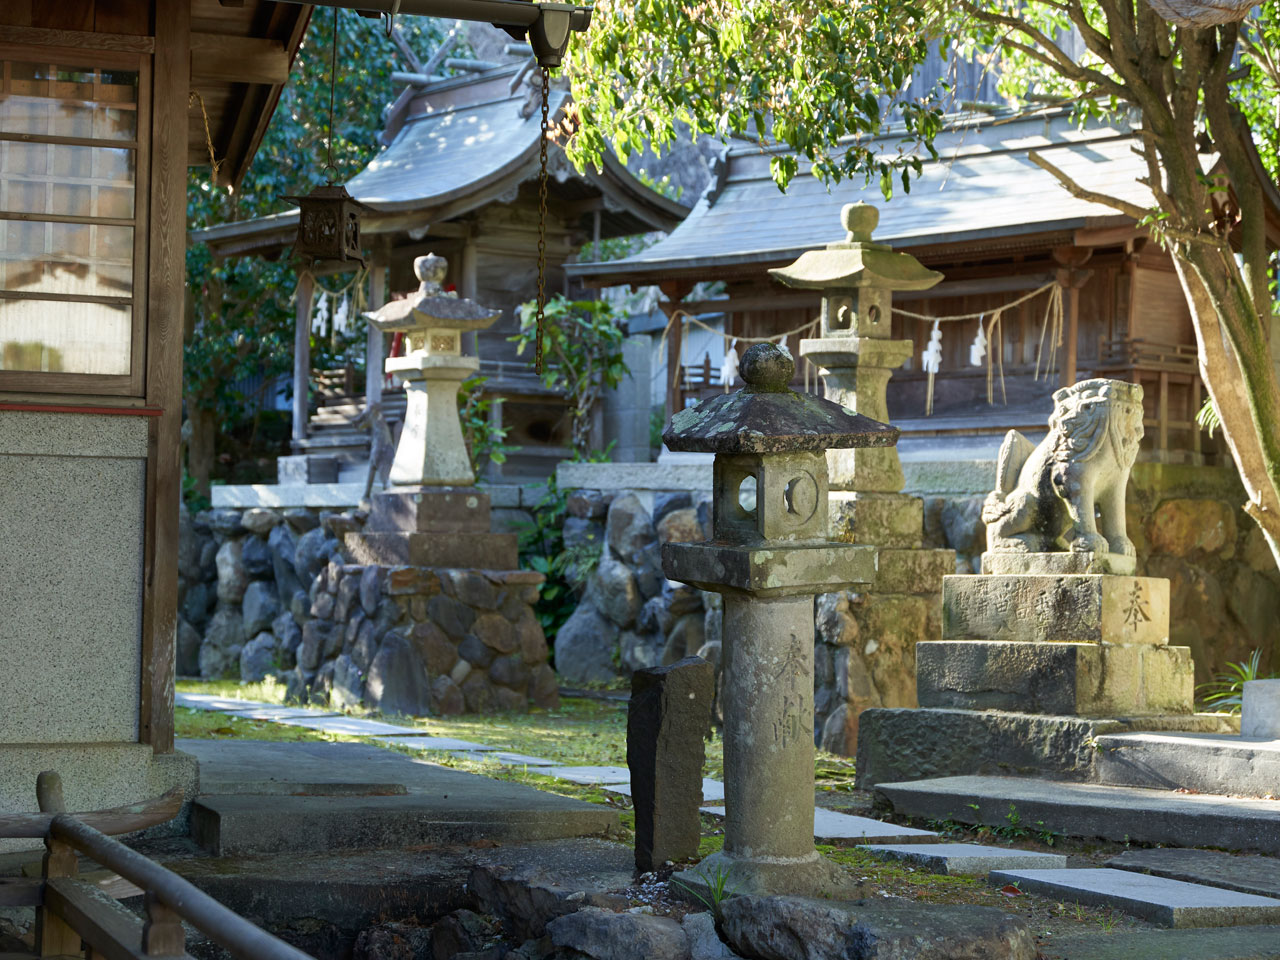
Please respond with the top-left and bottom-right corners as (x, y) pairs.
(0, 298), (130, 374)
(1, 220), (133, 297)
(0, 59), (138, 142)
(1, 143), (135, 218)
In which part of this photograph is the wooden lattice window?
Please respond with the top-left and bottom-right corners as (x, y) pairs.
(0, 45), (150, 395)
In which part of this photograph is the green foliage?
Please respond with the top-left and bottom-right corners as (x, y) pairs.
(185, 12), (451, 488)
(458, 375), (516, 476)
(1197, 396), (1223, 439)
(672, 864), (740, 918)
(511, 296), (629, 455)
(564, 0), (946, 195)
(1198, 649), (1276, 713)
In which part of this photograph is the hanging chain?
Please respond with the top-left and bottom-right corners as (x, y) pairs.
(535, 65), (550, 376)
(325, 5), (338, 183)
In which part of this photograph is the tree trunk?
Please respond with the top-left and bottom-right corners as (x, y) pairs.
(1172, 246), (1280, 567)
(187, 406), (218, 501)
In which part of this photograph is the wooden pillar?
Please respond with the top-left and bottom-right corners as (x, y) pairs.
(367, 261), (387, 408)
(1053, 246), (1093, 389)
(293, 271), (315, 444)
(461, 235), (478, 356)
(1158, 370), (1170, 463)
(139, 0), (191, 757)
(659, 281), (692, 421)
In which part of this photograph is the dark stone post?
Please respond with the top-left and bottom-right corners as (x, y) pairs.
(628, 656), (714, 872)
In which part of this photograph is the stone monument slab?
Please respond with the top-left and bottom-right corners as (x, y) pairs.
(627, 656), (715, 872)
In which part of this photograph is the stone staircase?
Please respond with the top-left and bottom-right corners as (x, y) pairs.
(286, 370), (406, 484)
(875, 774), (1280, 855)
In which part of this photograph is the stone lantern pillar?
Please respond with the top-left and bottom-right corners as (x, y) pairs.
(772, 202), (941, 496)
(769, 203), (954, 755)
(345, 254), (516, 570)
(662, 343), (898, 896)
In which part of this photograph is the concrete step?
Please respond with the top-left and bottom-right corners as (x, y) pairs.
(182, 739), (619, 856)
(875, 775), (1280, 855)
(989, 867), (1280, 928)
(1094, 732), (1280, 799)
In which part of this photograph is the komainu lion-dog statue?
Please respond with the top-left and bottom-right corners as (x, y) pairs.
(983, 379), (1144, 556)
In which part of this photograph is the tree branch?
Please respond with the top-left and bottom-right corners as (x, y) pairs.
(1027, 148), (1154, 221)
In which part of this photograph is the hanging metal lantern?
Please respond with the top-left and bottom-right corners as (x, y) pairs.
(1144, 0), (1255, 26)
(285, 183), (373, 265)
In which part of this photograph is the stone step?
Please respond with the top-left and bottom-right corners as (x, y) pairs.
(988, 868), (1280, 928)
(1042, 926), (1280, 960)
(1094, 732), (1280, 799)
(875, 775), (1280, 854)
(192, 791), (619, 856)
(1107, 848), (1280, 900)
(858, 841), (1067, 875)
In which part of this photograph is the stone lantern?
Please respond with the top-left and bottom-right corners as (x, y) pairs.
(770, 202), (941, 495)
(345, 254), (516, 570)
(662, 343), (897, 896)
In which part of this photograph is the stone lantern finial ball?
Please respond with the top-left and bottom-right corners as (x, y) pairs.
(741, 342), (794, 392)
(842, 202), (879, 242)
(414, 254), (448, 286)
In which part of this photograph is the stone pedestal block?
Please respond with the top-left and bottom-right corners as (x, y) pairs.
(943, 574), (1170, 645)
(829, 492), (923, 548)
(628, 656), (714, 872)
(873, 548), (957, 596)
(916, 640), (1194, 717)
(983, 551), (1136, 576)
(366, 487), (491, 534)
(344, 531), (518, 570)
(1243, 680), (1280, 738)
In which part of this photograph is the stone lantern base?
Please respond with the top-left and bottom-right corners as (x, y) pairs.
(344, 486), (518, 570)
(675, 849), (862, 900)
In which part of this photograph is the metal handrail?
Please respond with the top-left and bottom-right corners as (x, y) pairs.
(49, 816), (312, 960)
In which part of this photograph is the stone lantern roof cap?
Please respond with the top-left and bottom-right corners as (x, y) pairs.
(768, 203), (943, 292)
(364, 254), (501, 333)
(662, 343), (899, 454)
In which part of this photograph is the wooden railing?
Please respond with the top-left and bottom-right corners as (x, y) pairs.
(1094, 337), (1204, 463)
(1, 772), (313, 960)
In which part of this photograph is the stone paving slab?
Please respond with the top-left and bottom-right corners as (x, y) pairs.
(700, 805), (939, 843)
(1108, 848), (1280, 900)
(175, 693), (275, 712)
(989, 868), (1280, 928)
(449, 751), (560, 767)
(603, 778), (725, 803)
(549, 766), (632, 785)
(271, 715), (421, 737)
(223, 706), (342, 721)
(369, 735), (497, 752)
(859, 842), (1067, 875)
(1042, 926), (1280, 959)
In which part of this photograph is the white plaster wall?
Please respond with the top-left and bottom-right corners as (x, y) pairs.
(0, 412), (146, 744)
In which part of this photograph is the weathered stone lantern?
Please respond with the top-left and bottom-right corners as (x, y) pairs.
(345, 254), (516, 570)
(771, 202), (941, 495)
(662, 343), (898, 896)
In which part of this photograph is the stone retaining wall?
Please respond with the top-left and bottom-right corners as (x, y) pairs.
(177, 503), (555, 713)
(551, 489), (721, 687)
(293, 562), (557, 714)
